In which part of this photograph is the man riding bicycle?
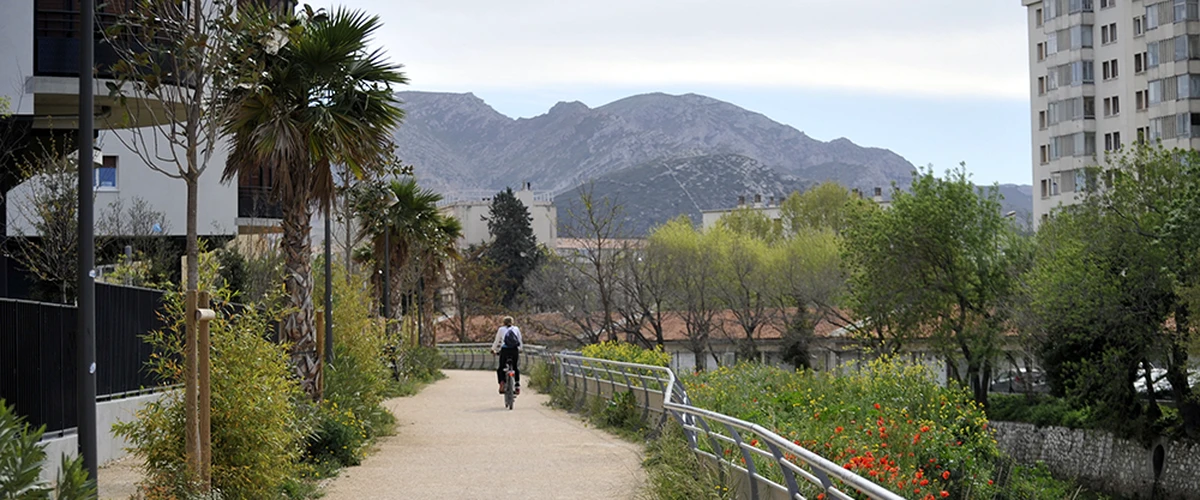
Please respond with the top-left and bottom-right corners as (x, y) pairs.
(491, 316), (523, 395)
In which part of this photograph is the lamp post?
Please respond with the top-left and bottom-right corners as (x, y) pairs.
(77, 0), (99, 483)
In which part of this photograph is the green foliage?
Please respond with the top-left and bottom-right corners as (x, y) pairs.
(686, 358), (999, 497)
(582, 341), (671, 367)
(842, 164), (1027, 405)
(0, 399), (49, 499)
(52, 454), (97, 500)
(395, 345), (448, 384)
(641, 424), (734, 500)
(114, 265), (308, 500)
(485, 187), (542, 306)
(528, 358), (555, 392)
(716, 207), (780, 242)
(308, 265), (396, 468)
(1024, 144), (1200, 438)
(987, 394), (1095, 430)
(778, 182), (864, 235)
(600, 390), (645, 431)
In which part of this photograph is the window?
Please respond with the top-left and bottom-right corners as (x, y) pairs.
(1047, 96), (1096, 124)
(1137, 89), (1148, 110)
(1137, 126), (1149, 144)
(1037, 42), (1046, 61)
(1175, 0), (1200, 22)
(1051, 176), (1061, 196)
(1135, 52), (1146, 73)
(1037, 8), (1044, 27)
(1041, 179), (1049, 198)
(1148, 2), (1173, 29)
(1101, 0), (1115, 8)
(1103, 96), (1120, 116)
(1039, 110), (1048, 129)
(95, 155), (117, 189)
(1040, 145), (1050, 164)
(1049, 132), (1097, 159)
(1038, 76), (1047, 95)
(1104, 131), (1123, 151)
(1103, 59), (1119, 79)
(1135, 15), (1146, 37)
(1102, 23), (1118, 44)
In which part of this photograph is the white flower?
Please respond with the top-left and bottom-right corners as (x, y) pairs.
(261, 28), (288, 55)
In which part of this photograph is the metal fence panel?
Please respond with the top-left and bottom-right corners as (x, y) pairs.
(0, 284), (165, 434)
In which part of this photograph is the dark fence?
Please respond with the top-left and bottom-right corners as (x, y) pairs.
(0, 284), (165, 434)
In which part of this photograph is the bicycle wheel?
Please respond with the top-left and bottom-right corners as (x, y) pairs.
(505, 369), (515, 410)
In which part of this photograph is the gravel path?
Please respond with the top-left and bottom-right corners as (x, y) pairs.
(321, 370), (646, 500)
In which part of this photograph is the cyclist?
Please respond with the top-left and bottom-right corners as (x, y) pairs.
(491, 316), (523, 395)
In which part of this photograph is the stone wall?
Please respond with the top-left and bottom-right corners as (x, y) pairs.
(991, 421), (1200, 499)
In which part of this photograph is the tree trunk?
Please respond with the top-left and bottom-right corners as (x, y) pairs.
(185, 174), (198, 292)
(282, 197), (319, 399)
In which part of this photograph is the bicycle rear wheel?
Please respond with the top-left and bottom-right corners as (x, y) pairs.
(504, 370), (515, 410)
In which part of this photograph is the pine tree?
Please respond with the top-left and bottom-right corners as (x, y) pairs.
(485, 188), (541, 307)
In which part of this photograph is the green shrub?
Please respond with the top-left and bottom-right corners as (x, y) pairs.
(306, 400), (368, 468)
(601, 390), (644, 431)
(582, 341), (671, 367)
(323, 266), (394, 440)
(528, 358), (554, 392)
(0, 400), (98, 500)
(396, 345), (447, 384)
(114, 258), (308, 500)
(988, 394), (1096, 429)
(641, 423), (733, 500)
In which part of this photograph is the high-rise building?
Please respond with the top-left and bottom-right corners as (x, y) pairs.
(1021, 0), (1200, 225)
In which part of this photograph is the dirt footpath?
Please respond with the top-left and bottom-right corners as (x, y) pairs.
(321, 370), (646, 500)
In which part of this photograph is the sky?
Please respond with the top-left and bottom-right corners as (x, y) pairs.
(337, 0), (1033, 185)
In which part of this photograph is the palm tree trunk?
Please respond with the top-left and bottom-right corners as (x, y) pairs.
(282, 196), (319, 400)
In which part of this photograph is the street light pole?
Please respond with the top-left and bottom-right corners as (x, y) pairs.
(76, 0), (99, 482)
(382, 227), (390, 327)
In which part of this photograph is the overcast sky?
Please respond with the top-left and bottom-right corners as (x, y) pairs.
(337, 0), (1032, 185)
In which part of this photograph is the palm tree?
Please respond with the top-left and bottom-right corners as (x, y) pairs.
(358, 178), (443, 326)
(413, 213), (463, 346)
(222, 6), (407, 399)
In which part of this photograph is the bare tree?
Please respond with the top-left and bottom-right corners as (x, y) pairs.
(612, 241), (672, 347)
(523, 254), (605, 345)
(10, 150), (80, 303)
(104, 0), (240, 293)
(443, 246), (503, 342)
(561, 183), (626, 342)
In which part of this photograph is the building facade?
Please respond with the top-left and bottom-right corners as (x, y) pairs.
(436, 183), (557, 250)
(1022, 0), (1200, 224)
(2, 2), (285, 241)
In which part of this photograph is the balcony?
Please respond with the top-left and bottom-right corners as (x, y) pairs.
(33, 9), (122, 78)
(238, 187), (283, 220)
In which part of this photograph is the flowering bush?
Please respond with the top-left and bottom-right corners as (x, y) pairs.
(684, 358), (1003, 499)
(582, 341), (671, 367)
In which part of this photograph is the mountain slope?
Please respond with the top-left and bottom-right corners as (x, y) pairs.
(554, 154), (808, 236)
(393, 91), (916, 195)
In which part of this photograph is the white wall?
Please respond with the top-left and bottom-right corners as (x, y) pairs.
(37, 391), (170, 483)
(439, 186), (557, 250)
(0, 2), (34, 115)
(7, 130), (238, 237)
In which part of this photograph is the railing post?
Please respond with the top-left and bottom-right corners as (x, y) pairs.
(724, 423), (759, 500)
(764, 441), (801, 499)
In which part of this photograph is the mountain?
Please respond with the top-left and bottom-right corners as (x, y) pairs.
(994, 184), (1035, 229)
(554, 154), (809, 236)
(393, 91), (917, 195)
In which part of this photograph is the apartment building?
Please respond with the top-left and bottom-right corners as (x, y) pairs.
(436, 183), (557, 250)
(2, 2), (290, 239)
(1023, 0), (1200, 225)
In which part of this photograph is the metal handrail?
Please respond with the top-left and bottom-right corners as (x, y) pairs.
(439, 343), (547, 371)
(434, 345), (903, 499)
(552, 353), (904, 500)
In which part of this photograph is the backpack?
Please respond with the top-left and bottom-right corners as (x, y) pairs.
(502, 327), (519, 349)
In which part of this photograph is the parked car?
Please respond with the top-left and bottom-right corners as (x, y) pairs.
(1133, 366), (1200, 394)
(989, 368), (1048, 393)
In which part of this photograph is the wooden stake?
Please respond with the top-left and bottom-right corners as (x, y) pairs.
(198, 291), (212, 489)
(184, 290), (198, 483)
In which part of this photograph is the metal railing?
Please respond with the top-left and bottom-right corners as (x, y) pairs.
(439, 343), (547, 371)
(549, 353), (904, 500)
(436, 344), (903, 500)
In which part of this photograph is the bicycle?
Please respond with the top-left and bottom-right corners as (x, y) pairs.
(503, 359), (517, 410)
